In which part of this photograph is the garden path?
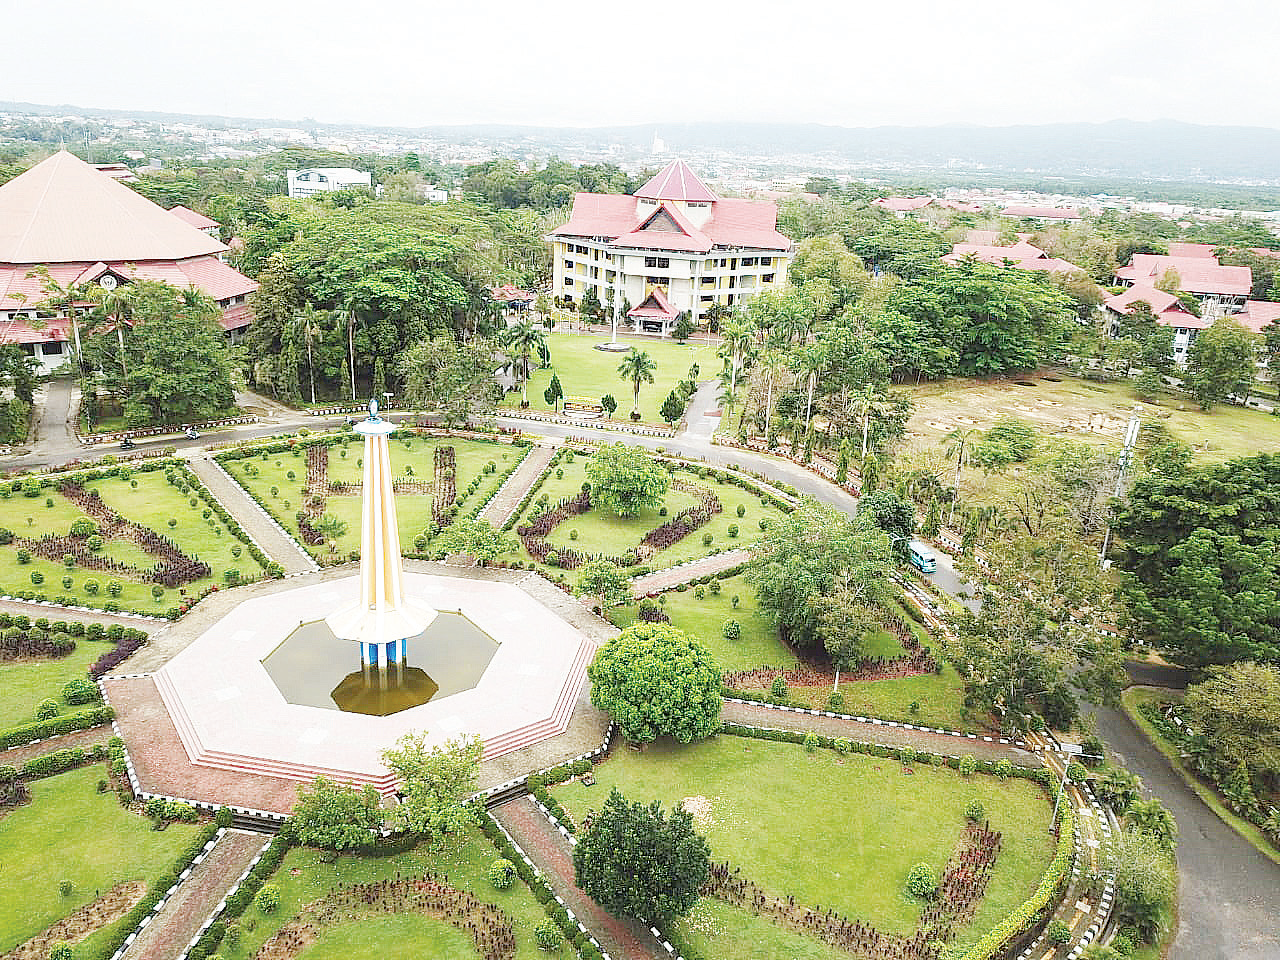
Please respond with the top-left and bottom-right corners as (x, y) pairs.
(182, 455), (317, 575)
(492, 797), (667, 960)
(630, 548), (752, 597)
(120, 828), (268, 960)
(477, 444), (556, 527)
(0, 724), (109, 766)
(0, 598), (166, 632)
(720, 699), (1037, 766)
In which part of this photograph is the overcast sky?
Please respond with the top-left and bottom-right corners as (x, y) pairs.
(7, 1), (1280, 130)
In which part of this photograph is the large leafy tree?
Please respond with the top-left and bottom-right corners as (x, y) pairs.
(433, 518), (517, 565)
(1113, 453), (1280, 666)
(584, 443), (670, 517)
(573, 788), (710, 924)
(380, 732), (481, 845)
(1184, 661), (1280, 793)
(118, 282), (236, 425)
(291, 776), (383, 851)
(857, 488), (915, 561)
(575, 559), (632, 609)
(587, 623), (722, 744)
(1185, 317), (1258, 409)
(397, 335), (499, 427)
(746, 498), (892, 649)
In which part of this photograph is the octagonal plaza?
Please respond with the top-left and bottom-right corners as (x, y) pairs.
(104, 563), (610, 811)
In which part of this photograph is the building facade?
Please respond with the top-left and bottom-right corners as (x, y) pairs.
(286, 167), (373, 199)
(0, 151), (257, 374)
(546, 160), (793, 335)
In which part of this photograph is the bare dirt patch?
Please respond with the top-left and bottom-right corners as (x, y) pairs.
(2, 881), (146, 960)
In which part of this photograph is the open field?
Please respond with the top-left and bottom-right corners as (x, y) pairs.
(906, 373), (1280, 464)
(0, 467), (264, 613)
(501, 332), (718, 424)
(554, 736), (1056, 954)
(511, 453), (788, 574)
(219, 830), (555, 960)
(0, 766), (199, 952)
(223, 436), (524, 559)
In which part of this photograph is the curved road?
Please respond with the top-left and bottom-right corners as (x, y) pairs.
(6, 379), (1279, 958)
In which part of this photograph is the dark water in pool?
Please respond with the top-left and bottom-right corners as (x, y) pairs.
(261, 612), (499, 716)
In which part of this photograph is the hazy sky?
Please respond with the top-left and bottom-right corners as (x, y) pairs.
(7, 1), (1280, 130)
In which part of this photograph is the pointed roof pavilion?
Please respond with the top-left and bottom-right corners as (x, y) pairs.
(634, 159), (718, 203)
(0, 150), (227, 264)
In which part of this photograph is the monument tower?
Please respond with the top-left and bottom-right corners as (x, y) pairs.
(325, 400), (437, 674)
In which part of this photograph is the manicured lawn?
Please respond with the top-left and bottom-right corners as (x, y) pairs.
(0, 765), (199, 952)
(0, 467), (263, 614)
(609, 574), (793, 671)
(220, 829), (554, 960)
(0, 641), (101, 728)
(512, 454), (786, 574)
(675, 897), (854, 960)
(502, 332), (718, 424)
(777, 671), (971, 729)
(554, 736), (1056, 952)
(224, 437), (525, 559)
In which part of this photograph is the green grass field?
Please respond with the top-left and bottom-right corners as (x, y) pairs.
(512, 454), (787, 574)
(502, 333), (718, 424)
(224, 437), (526, 559)
(0, 640), (102, 729)
(220, 830), (555, 960)
(0, 468), (264, 613)
(554, 736), (1055, 954)
(0, 766), (199, 952)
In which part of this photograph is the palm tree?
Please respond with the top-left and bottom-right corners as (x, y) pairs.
(30, 267), (92, 381)
(755, 348), (789, 445)
(503, 320), (547, 405)
(333, 300), (358, 400)
(87, 282), (135, 378)
(718, 316), (754, 414)
(617, 348), (656, 418)
(942, 426), (980, 524)
(792, 343), (825, 452)
(852, 383), (896, 461)
(289, 304), (323, 405)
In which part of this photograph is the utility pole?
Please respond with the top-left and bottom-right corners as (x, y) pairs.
(1099, 411), (1141, 566)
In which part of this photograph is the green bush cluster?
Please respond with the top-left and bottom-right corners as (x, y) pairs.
(0, 705), (115, 750)
(20, 743), (108, 778)
(488, 858), (516, 890)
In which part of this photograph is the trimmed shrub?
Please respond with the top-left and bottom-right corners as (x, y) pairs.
(1046, 920), (1071, 945)
(488, 858), (516, 890)
(727, 524), (739, 537)
(769, 674), (787, 701)
(255, 884), (280, 914)
(965, 800), (986, 822)
(535, 918), (563, 950)
(803, 731), (820, 753)
(58, 879), (74, 897)
(958, 755), (977, 777)
(722, 619), (741, 641)
(905, 862), (939, 899)
(35, 698), (59, 720)
(62, 678), (99, 705)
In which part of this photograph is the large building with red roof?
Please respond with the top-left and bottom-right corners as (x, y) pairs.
(1104, 284), (1278, 366)
(0, 151), (256, 374)
(546, 160), (792, 335)
(1114, 252), (1252, 314)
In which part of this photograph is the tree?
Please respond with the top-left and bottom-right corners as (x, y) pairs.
(576, 559), (632, 609)
(659, 390), (685, 427)
(291, 776), (383, 851)
(573, 788), (710, 924)
(1113, 454), (1280, 667)
(673, 313), (695, 342)
(1127, 797), (1178, 852)
(580, 284), (601, 321)
(617, 348), (657, 417)
(504, 321), (547, 405)
(398, 335), (499, 428)
(584, 443), (670, 517)
(1185, 317), (1258, 409)
(600, 394), (617, 419)
(434, 518), (518, 565)
(120, 281), (235, 425)
(745, 499), (892, 648)
(718, 317), (754, 419)
(587, 623), (722, 744)
(1104, 828), (1177, 943)
(544, 371), (564, 411)
(1184, 662), (1280, 792)
(380, 732), (482, 844)
(857, 489), (915, 561)
(812, 589), (881, 667)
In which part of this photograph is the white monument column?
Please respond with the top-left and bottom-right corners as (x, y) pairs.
(325, 400), (436, 671)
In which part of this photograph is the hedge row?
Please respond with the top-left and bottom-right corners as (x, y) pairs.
(476, 807), (603, 960)
(19, 743), (108, 778)
(186, 828), (294, 960)
(0, 705), (115, 750)
(718, 722), (1051, 786)
(81, 822), (221, 960)
(500, 449), (565, 533)
(960, 803), (1076, 960)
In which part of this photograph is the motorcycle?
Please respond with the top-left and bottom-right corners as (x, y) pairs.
(119, 437), (135, 450)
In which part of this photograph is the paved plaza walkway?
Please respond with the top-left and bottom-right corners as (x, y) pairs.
(477, 444), (556, 527)
(631, 548), (752, 596)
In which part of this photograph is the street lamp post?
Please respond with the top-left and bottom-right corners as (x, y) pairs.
(1050, 744), (1104, 834)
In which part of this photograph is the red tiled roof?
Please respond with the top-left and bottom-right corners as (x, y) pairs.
(548, 193), (790, 253)
(1104, 285), (1183, 316)
(1116, 255), (1252, 296)
(873, 196), (932, 212)
(1001, 205), (1081, 220)
(1241, 299), (1280, 334)
(627, 287), (678, 319)
(1166, 242), (1217, 258)
(0, 256), (256, 310)
(168, 205), (220, 230)
(612, 201), (713, 253)
(0, 314), (73, 344)
(492, 284), (534, 302)
(634, 160), (717, 203)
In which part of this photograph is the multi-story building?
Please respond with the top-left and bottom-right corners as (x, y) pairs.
(0, 151), (257, 374)
(546, 160), (792, 335)
(286, 167), (372, 199)
(1114, 250), (1252, 315)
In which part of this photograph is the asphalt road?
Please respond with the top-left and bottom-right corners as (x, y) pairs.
(1089, 704), (1280, 960)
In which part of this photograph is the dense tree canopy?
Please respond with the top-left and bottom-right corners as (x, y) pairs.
(1113, 453), (1280, 666)
(380, 732), (482, 845)
(1185, 661), (1280, 792)
(573, 788), (710, 924)
(584, 444), (670, 517)
(587, 623), (722, 744)
(291, 777), (383, 851)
